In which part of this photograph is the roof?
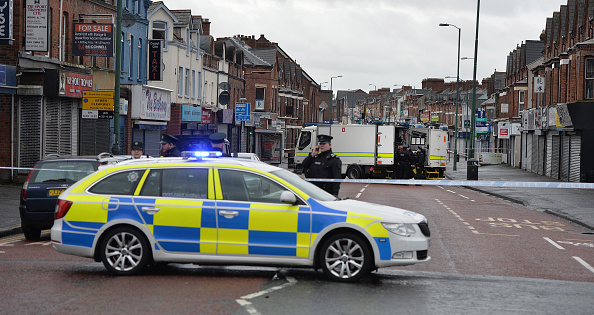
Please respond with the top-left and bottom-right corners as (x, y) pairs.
(226, 37), (270, 67)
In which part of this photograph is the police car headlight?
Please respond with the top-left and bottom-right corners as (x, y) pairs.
(382, 223), (416, 237)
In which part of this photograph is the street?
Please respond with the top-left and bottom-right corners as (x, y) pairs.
(1, 182), (593, 314)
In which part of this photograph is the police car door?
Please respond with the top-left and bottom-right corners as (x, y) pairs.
(135, 167), (217, 254)
(215, 168), (311, 259)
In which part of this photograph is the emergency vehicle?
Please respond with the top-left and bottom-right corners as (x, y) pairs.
(295, 125), (448, 179)
(50, 152), (430, 282)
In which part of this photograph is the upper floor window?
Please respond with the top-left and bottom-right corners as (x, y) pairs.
(178, 67), (184, 96)
(152, 21), (167, 50)
(518, 90), (525, 114)
(137, 38), (142, 80)
(586, 59), (594, 99)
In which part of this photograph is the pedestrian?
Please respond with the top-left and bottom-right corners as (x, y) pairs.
(404, 145), (415, 179)
(414, 147), (426, 179)
(209, 132), (230, 157)
(302, 134), (342, 197)
(159, 134), (181, 157)
(130, 141), (148, 159)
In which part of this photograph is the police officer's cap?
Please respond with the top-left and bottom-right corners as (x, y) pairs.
(317, 134), (333, 143)
(209, 132), (226, 144)
(159, 134), (179, 144)
(131, 141), (144, 150)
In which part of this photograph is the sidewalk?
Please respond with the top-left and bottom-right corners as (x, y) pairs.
(444, 158), (594, 231)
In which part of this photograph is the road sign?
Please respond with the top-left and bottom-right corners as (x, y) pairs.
(235, 102), (251, 122)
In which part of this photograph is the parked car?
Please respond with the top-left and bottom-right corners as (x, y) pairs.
(51, 152), (430, 282)
(19, 153), (120, 240)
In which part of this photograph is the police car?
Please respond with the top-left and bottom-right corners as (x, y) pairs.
(51, 151), (430, 282)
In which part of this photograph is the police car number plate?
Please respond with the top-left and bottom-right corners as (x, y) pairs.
(48, 189), (66, 196)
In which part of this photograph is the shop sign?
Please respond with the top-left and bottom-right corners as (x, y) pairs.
(0, 0), (13, 41)
(182, 104), (201, 122)
(148, 40), (162, 80)
(138, 86), (171, 121)
(201, 108), (213, 123)
(59, 71), (93, 97)
(25, 0), (48, 51)
(498, 122), (510, 139)
(420, 112), (430, 122)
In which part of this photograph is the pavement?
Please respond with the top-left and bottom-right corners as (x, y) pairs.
(1, 159), (592, 238)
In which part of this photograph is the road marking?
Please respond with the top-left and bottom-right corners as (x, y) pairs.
(25, 241), (52, 246)
(236, 276), (297, 315)
(355, 193), (362, 199)
(573, 257), (594, 274)
(544, 237), (565, 250)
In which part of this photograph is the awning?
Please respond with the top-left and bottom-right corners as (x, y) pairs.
(134, 120), (168, 129)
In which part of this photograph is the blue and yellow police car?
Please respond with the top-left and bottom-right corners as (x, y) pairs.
(51, 151), (430, 282)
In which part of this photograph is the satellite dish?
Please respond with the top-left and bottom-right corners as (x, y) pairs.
(219, 91), (230, 105)
(219, 82), (230, 91)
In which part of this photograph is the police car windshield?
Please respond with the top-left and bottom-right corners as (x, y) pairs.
(269, 169), (337, 201)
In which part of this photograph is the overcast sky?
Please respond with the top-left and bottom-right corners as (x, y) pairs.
(166, 0), (565, 93)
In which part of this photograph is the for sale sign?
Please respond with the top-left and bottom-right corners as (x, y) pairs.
(73, 23), (113, 57)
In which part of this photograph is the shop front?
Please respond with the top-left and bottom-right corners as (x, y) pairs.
(129, 85), (172, 157)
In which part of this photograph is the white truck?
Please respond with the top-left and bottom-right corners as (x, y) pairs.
(295, 124), (448, 179)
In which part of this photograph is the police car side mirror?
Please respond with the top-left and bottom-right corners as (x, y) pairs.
(280, 191), (297, 205)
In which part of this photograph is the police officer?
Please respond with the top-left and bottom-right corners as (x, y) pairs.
(209, 132), (230, 157)
(159, 134), (181, 157)
(302, 134), (342, 197)
(414, 147), (426, 179)
(130, 141), (147, 159)
(394, 143), (407, 179)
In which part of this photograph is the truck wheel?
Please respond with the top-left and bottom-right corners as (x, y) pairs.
(347, 165), (363, 179)
(318, 233), (372, 282)
(100, 227), (150, 276)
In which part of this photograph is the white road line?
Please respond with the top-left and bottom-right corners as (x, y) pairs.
(360, 188), (366, 193)
(356, 193), (362, 199)
(544, 237), (565, 250)
(573, 257), (594, 274)
(236, 276), (297, 315)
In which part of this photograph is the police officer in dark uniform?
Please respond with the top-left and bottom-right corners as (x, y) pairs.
(394, 143), (407, 179)
(209, 132), (231, 157)
(302, 134), (342, 197)
(414, 147), (426, 179)
(159, 134), (182, 157)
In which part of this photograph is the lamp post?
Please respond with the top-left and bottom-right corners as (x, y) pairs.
(439, 23), (461, 170)
(469, 0), (481, 161)
(369, 83), (377, 91)
(330, 76), (342, 123)
(111, 0), (123, 154)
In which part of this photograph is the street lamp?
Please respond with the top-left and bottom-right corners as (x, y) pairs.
(330, 76), (342, 123)
(440, 22), (461, 170)
(369, 83), (377, 91)
(469, 0), (481, 162)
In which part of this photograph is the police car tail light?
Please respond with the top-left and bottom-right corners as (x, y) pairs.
(55, 199), (73, 220)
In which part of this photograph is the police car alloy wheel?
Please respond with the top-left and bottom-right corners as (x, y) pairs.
(319, 233), (372, 282)
(100, 227), (150, 276)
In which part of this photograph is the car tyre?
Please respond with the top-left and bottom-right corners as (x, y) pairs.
(319, 233), (372, 282)
(22, 226), (41, 240)
(347, 165), (363, 179)
(100, 226), (150, 276)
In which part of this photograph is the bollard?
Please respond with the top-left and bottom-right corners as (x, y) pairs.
(467, 158), (479, 180)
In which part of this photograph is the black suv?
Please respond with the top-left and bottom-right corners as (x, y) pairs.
(19, 153), (120, 240)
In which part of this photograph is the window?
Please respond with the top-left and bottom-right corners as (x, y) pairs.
(89, 170), (143, 195)
(192, 70), (196, 99)
(129, 35), (134, 79)
(152, 21), (167, 50)
(197, 71), (202, 101)
(586, 59), (594, 99)
(185, 68), (190, 97)
(178, 67), (184, 96)
(518, 90), (525, 113)
(218, 170), (289, 203)
(137, 38), (142, 80)
(140, 169), (209, 199)
(256, 87), (265, 110)
(31, 162), (97, 184)
(121, 32), (125, 77)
